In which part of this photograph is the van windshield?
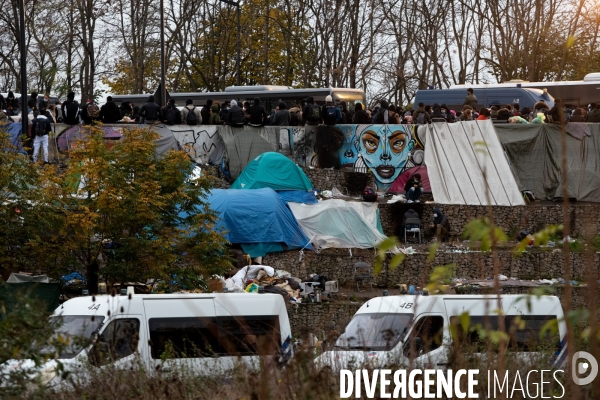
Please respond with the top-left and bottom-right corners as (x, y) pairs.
(334, 313), (413, 351)
(43, 315), (105, 359)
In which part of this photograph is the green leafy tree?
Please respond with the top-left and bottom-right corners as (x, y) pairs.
(27, 125), (230, 292)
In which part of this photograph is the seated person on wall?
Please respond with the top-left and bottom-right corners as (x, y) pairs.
(430, 208), (450, 242)
(404, 173), (423, 203)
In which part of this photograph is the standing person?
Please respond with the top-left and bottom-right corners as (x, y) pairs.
(303, 96), (321, 145)
(32, 106), (52, 164)
(201, 99), (212, 125)
(404, 173), (423, 203)
(288, 104), (302, 126)
(352, 102), (370, 124)
(219, 101), (230, 123)
(430, 208), (451, 242)
(322, 95), (343, 125)
(81, 99), (100, 124)
(100, 96), (121, 123)
(139, 95), (162, 123)
(587, 104), (600, 122)
(209, 103), (222, 125)
(412, 102), (431, 124)
(38, 93), (50, 110)
(375, 100), (390, 124)
(226, 100), (245, 128)
(161, 98), (181, 125)
(340, 101), (353, 123)
(463, 88), (478, 109)
(181, 99), (202, 125)
(246, 97), (267, 127)
(273, 101), (290, 126)
(61, 92), (81, 125)
(387, 104), (400, 124)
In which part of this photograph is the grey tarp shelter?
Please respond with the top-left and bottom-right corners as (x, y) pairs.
(219, 126), (278, 179)
(422, 120), (525, 206)
(495, 123), (600, 202)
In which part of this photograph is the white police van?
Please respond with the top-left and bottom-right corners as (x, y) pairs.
(316, 294), (567, 371)
(21, 291), (292, 386)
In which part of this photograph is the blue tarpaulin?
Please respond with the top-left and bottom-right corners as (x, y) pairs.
(205, 188), (312, 256)
(276, 190), (318, 204)
(2, 122), (26, 154)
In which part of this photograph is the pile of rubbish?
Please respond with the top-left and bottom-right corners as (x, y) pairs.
(221, 265), (337, 304)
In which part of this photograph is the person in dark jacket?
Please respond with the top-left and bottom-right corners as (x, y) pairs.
(139, 95), (162, 123)
(219, 101), (230, 123)
(100, 96), (121, 123)
(161, 98), (181, 125)
(412, 102), (431, 124)
(273, 101), (290, 126)
(119, 101), (133, 119)
(430, 107), (446, 122)
(547, 99), (566, 124)
(226, 100), (245, 128)
(322, 95), (343, 125)
(430, 208), (450, 242)
(570, 107), (586, 122)
(61, 92), (81, 125)
(352, 102), (370, 124)
(404, 173), (423, 203)
(246, 97), (267, 127)
(201, 99), (212, 124)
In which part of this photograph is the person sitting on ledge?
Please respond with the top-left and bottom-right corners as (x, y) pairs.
(404, 173), (423, 203)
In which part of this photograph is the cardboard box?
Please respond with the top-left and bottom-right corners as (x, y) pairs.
(209, 279), (223, 293)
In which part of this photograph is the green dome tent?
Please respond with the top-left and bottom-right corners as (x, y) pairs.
(231, 152), (313, 191)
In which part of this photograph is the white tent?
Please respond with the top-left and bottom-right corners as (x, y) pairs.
(288, 199), (387, 250)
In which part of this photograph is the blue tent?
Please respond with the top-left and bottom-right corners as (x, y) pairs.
(206, 188), (312, 257)
(2, 122), (26, 154)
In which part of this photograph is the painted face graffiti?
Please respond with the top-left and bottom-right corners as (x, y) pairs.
(355, 125), (414, 186)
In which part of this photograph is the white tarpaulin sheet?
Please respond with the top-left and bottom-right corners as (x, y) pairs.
(423, 120), (525, 206)
(288, 199), (387, 250)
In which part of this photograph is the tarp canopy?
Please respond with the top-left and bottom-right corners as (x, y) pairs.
(496, 124), (600, 202)
(56, 125), (122, 153)
(231, 152), (313, 191)
(423, 120), (525, 206)
(150, 124), (184, 156)
(389, 165), (431, 194)
(219, 127), (277, 179)
(7, 273), (49, 283)
(206, 188), (312, 257)
(288, 199), (386, 250)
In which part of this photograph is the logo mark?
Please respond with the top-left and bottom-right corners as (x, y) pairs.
(572, 351), (598, 385)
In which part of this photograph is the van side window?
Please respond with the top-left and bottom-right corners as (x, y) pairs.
(403, 316), (444, 357)
(218, 316), (280, 356)
(90, 318), (140, 367)
(149, 317), (220, 359)
(505, 315), (560, 352)
(149, 316), (281, 359)
(450, 315), (500, 351)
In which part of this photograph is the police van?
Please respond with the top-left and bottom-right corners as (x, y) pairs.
(414, 87), (555, 111)
(316, 294), (567, 371)
(26, 291), (292, 386)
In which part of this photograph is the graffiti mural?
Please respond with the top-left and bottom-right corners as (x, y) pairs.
(333, 124), (424, 190)
(169, 126), (223, 164)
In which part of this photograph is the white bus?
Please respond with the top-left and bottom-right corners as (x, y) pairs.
(110, 85), (367, 113)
